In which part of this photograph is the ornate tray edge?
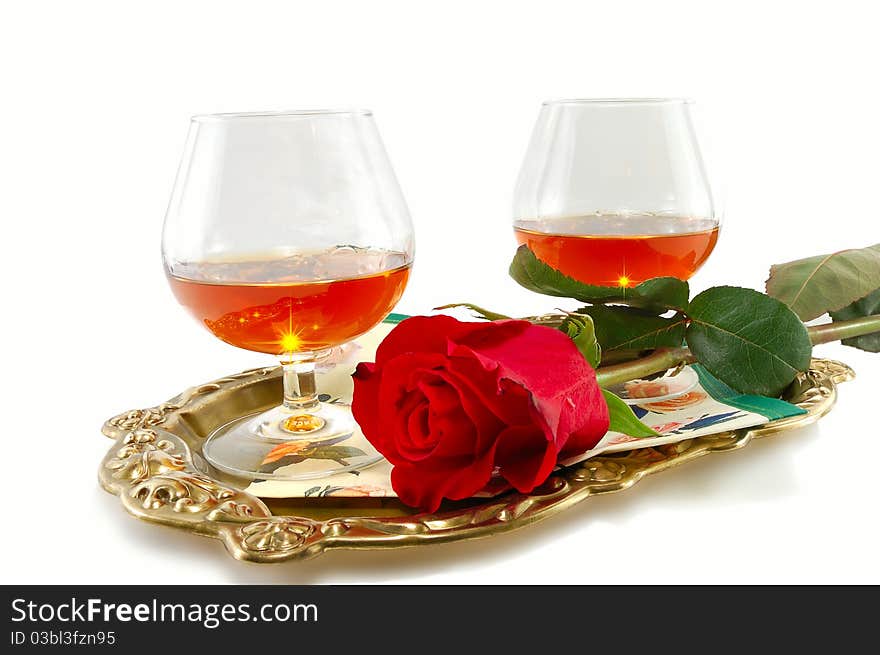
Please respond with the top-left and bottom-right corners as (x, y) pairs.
(98, 359), (853, 563)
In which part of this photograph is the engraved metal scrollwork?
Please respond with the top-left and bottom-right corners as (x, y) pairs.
(239, 518), (318, 554)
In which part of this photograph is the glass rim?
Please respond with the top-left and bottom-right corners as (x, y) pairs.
(190, 108), (373, 122)
(543, 97), (694, 107)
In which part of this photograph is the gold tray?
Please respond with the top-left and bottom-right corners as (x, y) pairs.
(99, 359), (853, 563)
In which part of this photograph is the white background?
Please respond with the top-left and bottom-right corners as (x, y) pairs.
(2, 0), (878, 584)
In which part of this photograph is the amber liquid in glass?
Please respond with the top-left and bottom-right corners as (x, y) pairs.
(168, 248), (410, 355)
(514, 215), (719, 286)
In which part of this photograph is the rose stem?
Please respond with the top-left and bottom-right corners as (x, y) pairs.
(595, 347), (695, 388)
(805, 313), (880, 345)
(595, 313), (880, 388)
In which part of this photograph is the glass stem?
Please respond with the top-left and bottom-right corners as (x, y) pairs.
(282, 359), (319, 412)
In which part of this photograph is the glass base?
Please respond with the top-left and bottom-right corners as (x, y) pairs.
(203, 401), (383, 481)
(606, 366), (700, 405)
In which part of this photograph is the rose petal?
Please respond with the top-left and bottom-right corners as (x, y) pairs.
(558, 383), (610, 458)
(406, 403), (431, 448)
(446, 357), (534, 428)
(374, 315), (465, 365)
(449, 320), (609, 449)
(390, 445), (497, 512)
(494, 424), (558, 492)
(371, 353), (448, 462)
(415, 368), (502, 456)
(392, 391), (436, 460)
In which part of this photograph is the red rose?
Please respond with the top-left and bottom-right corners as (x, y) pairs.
(351, 316), (609, 511)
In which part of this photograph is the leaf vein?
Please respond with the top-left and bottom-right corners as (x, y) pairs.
(787, 251), (838, 309)
(689, 318), (799, 375)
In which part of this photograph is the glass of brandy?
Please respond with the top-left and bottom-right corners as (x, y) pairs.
(162, 109), (414, 481)
(514, 98), (719, 403)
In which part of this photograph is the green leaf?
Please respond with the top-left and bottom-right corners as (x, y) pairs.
(686, 286), (812, 396)
(602, 389), (659, 438)
(578, 305), (688, 352)
(561, 314), (601, 368)
(305, 445), (368, 460)
(765, 243), (880, 321)
(433, 303), (512, 321)
(509, 245), (689, 312)
(829, 288), (880, 352)
(628, 277), (691, 312)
